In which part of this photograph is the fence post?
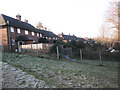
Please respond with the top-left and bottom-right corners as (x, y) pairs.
(99, 51), (102, 62)
(57, 46), (60, 60)
(31, 44), (32, 54)
(36, 44), (38, 55)
(80, 49), (83, 60)
(71, 48), (73, 56)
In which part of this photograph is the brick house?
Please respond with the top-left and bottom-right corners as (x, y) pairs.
(58, 33), (78, 42)
(84, 38), (95, 44)
(0, 14), (59, 52)
(58, 32), (86, 43)
(77, 37), (87, 43)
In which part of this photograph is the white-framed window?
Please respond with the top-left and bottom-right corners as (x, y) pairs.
(10, 27), (14, 32)
(49, 37), (51, 40)
(25, 30), (28, 35)
(37, 33), (39, 37)
(53, 37), (55, 40)
(17, 28), (21, 33)
(33, 41), (35, 43)
(40, 33), (42, 37)
(84, 41), (87, 43)
(32, 32), (35, 36)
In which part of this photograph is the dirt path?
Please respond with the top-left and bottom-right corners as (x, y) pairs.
(2, 61), (49, 88)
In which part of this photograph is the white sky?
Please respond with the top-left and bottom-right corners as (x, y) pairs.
(0, 0), (111, 38)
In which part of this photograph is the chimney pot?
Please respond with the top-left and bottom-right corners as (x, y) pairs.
(16, 14), (21, 21)
(24, 19), (28, 23)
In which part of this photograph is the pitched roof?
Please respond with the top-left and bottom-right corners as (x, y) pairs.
(0, 14), (36, 32)
(87, 38), (95, 42)
(36, 29), (58, 38)
(63, 34), (78, 40)
(0, 14), (58, 38)
(77, 38), (86, 42)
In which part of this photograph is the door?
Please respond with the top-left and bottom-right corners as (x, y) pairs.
(18, 41), (23, 53)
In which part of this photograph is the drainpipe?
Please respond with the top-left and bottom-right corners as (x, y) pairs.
(7, 21), (12, 52)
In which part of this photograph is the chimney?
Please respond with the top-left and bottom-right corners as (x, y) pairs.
(48, 29), (50, 31)
(24, 19), (28, 23)
(44, 27), (47, 30)
(73, 34), (74, 36)
(69, 33), (70, 36)
(62, 32), (63, 35)
(16, 14), (21, 21)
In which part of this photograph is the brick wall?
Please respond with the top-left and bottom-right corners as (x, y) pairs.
(0, 26), (9, 52)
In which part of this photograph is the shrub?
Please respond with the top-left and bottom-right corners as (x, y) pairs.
(38, 38), (49, 43)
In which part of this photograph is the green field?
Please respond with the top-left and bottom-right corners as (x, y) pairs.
(2, 53), (119, 88)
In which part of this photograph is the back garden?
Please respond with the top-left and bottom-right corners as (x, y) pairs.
(2, 52), (119, 88)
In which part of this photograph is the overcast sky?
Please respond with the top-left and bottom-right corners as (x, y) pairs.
(0, 0), (111, 38)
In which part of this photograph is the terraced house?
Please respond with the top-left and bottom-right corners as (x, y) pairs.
(58, 32), (86, 43)
(0, 14), (59, 52)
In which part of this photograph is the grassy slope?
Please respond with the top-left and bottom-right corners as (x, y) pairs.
(2, 53), (119, 88)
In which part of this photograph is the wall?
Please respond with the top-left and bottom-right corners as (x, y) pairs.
(0, 27), (9, 52)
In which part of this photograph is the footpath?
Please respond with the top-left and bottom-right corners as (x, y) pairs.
(1, 61), (49, 88)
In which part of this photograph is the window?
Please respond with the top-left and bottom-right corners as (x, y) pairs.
(32, 32), (35, 36)
(25, 30), (28, 35)
(33, 41), (35, 43)
(17, 28), (20, 33)
(37, 33), (39, 37)
(10, 27), (14, 32)
(40, 33), (42, 37)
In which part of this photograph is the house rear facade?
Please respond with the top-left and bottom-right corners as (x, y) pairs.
(0, 14), (59, 52)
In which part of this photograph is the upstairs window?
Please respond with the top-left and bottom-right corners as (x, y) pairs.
(40, 33), (42, 37)
(10, 27), (14, 32)
(37, 33), (39, 37)
(32, 32), (35, 36)
(49, 37), (51, 40)
(53, 37), (55, 40)
(17, 28), (21, 33)
(25, 30), (28, 35)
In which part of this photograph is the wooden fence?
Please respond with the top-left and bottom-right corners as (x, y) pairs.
(20, 43), (54, 54)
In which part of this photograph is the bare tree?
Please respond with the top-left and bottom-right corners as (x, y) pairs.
(105, 0), (119, 42)
(36, 22), (43, 29)
(99, 24), (110, 38)
(97, 24), (112, 46)
(118, 1), (120, 41)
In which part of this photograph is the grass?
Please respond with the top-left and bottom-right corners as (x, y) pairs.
(78, 59), (118, 67)
(2, 52), (119, 88)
